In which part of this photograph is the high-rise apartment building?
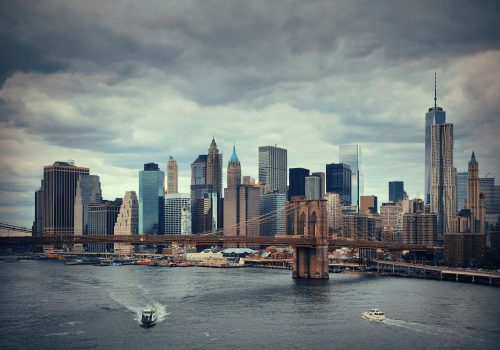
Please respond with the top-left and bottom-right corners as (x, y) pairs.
(360, 195), (378, 214)
(258, 145), (287, 194)
(114, 191), (139, 255)
(42, 161), (90, 236)
(456, 172), (468, 211)
(425, 74), (446, 205)
(380, 202), (402, 234)
(339, 144), (362, 206)
(164, 193), (191, 234)
(74, 175), (102, 236)
(288, 168), (310, 200)
(166, 156), (178, 194)
(389, 181), (406, 203)
(305, 176), (321, 200)
(342, 214), (368, 240)
(326, 163), (352, 205)
(402, 212), (437, 246)
(139, 163), (165, 234)
(430, 123), (457, 236)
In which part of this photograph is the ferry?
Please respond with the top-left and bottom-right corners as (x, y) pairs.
(141, 308), (158, 327)
(362, 308), (385, 321)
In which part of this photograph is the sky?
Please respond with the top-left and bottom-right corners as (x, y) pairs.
(1, 0), (500, 228)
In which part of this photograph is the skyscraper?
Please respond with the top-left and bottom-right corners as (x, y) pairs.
(258, 145), (287, 194)
(206, 138), (223, 194)
(224, 146), (260, 237)
(33, 184), (43, 236)
(312, 172), (326, 199)
(305, 176), (321, 200)
(389, 181), (406, 203)
(87, 198), (122, 252)
(74, 175), (102, 236)
(425, 73), (446, 204)
(139, 163), (165, 234)
(339, 144), (361, 206)
(430, 123), (457, 236)
(456, 172), (468, 211)
(166, 156), (178, 194)
(288, 168), (310, 200)
(467, 152), (480, 219)
(325, 163), (352, 205)
(325, 192), (342, 235)
(114, 191), (138, 255)
(164, 193), (191, 234)
(191, 154), (211, 233)
(42, 161), (90, 236)
(260, 192), (287, 236)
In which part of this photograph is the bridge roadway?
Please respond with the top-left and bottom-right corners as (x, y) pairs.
(0, 234), (441, 252)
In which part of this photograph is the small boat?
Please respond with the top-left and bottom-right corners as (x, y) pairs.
(362, 308), (385, 321)
(141, 308), (158, 327)
(65, 259), (83, 265)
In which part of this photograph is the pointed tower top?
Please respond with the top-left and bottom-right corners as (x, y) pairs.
(470, 151), (477, 164)
(210, 137), (217, 148)
(434, 71), (437, 109)
(229, 144), (239, 163)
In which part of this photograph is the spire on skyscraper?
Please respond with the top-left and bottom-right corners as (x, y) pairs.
(229, 144), (239, 163)
(470, 151), (477, 164)
(434, 71), (437, 109)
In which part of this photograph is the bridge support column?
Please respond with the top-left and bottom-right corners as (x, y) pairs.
(293, 245), (329, 279)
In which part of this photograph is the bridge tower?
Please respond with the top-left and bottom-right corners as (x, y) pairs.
(287, 199), (329, 279)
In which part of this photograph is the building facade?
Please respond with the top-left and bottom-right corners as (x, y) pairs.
(139, 163), (165, 234)
(389, 181), (406, 203)
(289, 168), (310, 200)
(360, 195), (378, 214)
(164, 193), (191, 234)
(114, 191), (139, 255)
(430, 123), (457, 237)
(311, 172), (325, 199)
(166, 156), (178, 194)
(380, 202), (402, 235)
(456, 171), (468, 211)
(74, 175), (102, 236)
(325, 192), (342, 236)
(339, 144), (362, 207)
(206, 138), (223, 194)
(342, 214), (368, 240)
(305, 176), (321, 200)
(258, 145), (287, 194)
(87, 199), (122, 252)
(260, 192), (287, 236)
(42, 161), (90, 236)
(402, 212), (437, 246)
(325, 163), (352, 205)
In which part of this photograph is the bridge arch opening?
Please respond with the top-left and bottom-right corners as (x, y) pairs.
(298, 212), (306, 236)
(309, 211), (317, 237)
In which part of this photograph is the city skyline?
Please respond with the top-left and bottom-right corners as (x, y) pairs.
(1, 1), (500, 227)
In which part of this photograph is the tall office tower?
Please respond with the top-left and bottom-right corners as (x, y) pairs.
(305, 176), (321, 200)
(227, 145), (242, 189)
(114, 191), (139, 255)
(190, 154), (215, 233)
(42, 161), (89, 236)
(164, 193), (191, 234)
(342, 214), (368, 240)
(166, 156), (178, 194)
(87, 199), (122, 252)
(206, 138), (223, 194)
(389, 181), (406, 203)
(258, 145), (287, 193)
(288, 168), (310, 200)
(312, 172), (326, 199)
(260, 192), (287, 236)
(425, 73), (447, 204)
(380, 202), (402, 235)
(430, 123), (457, 236)
(326, 163), (352, 205)
(325, 192), (342, 235)
(339, 144), (362, 206)
(479, 178), (500, 230)
(33, 183), (43, 236)
(74, 175), (102, 236)
(139, 163), (165, 235)
(181, 206), (192, 235)
(467, 152), (480, 219)
(456, 172), (468, 211)
(402, 212), (437, 245)
(360, 195), (378, 214)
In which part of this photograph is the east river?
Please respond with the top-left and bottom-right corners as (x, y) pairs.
(0, 260), (499, 350)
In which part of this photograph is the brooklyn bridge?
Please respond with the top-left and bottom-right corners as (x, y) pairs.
(0, 199), (441, 279)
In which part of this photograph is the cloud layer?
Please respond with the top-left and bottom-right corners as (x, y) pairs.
(1, 0), (499, 226)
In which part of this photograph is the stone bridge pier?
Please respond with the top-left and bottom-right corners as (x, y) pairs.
(287, 199), (329, 279)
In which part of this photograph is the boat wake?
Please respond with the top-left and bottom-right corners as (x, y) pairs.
(383, 318), (456, 336)
(107, 285), (169, 325)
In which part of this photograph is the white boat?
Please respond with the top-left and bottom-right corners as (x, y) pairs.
(362, 308), (385, 321)
(141, 308), (158, 327)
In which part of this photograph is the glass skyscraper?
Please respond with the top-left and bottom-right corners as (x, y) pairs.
(339, 145), (362, 207)
(139, 163), (165, 234)
(288, 168), (310, 200)
(326, 163), (352, 205)
(456, 172), (468, 211)
(389, 181), (406, 203)
(258, 145), (287, 194)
